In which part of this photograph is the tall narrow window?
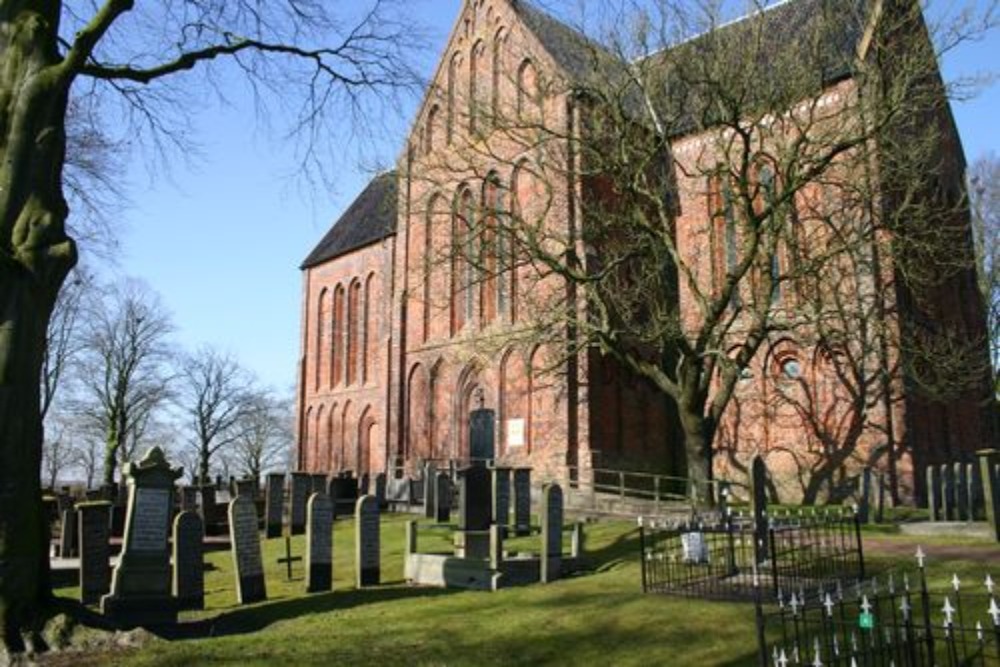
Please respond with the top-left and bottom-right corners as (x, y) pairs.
(758, 164), (781, 302)
(333, 285), (345, 385)
(426, 105), (440, 154)
(448, 53), (461, 144)
(517, 60), (539, 121)
(363, 274), (373, 383)
(424, 196), (442, 342)
(470, 40), (485, 135)
(315, 289), (329, 391)
(723, 180), (741, 308)
(347, 281), (361, 385)
(483, 174), (502, 324)
(452, 189), (476, 333)
(491, 29), (505, 128)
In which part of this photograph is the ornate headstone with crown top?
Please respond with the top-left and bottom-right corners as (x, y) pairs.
(101, 447), (183, 625)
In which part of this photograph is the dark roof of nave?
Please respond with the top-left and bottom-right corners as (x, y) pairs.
(513, 1), (617, 82)
(300, 171), (398, 269)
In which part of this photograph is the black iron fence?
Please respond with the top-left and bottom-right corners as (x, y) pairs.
(755, 548), (1000, 666)
(639, 509), (864, 602)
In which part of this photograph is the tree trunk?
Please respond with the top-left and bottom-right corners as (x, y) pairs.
(199, 447), (211, 487)
(678, 400), (714, 506)
(1, 5), (77, 652)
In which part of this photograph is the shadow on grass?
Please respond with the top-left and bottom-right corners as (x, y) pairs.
(159, 585), (457, 640)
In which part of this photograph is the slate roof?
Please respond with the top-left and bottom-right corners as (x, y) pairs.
(300, 171), (398, 269)
(513, 1), (618, 83)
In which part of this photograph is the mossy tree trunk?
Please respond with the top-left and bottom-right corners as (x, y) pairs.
(0, 2), (77, 651)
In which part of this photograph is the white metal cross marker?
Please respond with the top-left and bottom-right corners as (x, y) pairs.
(985, 574), (995, 595)
(861, 595), (873, 615)
(988, 598), (1000, 626)
(951, 573), (961, 591)
(900, 596), (911, 620)
(915, 546), (926, 568)
(824, 593), (835, 617)
(942, 597), (956, 626)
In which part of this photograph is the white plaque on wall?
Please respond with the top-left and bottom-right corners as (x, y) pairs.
(506, 418), (526, 447)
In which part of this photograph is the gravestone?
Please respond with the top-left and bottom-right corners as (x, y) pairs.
(374, 473), (387, 509)
(750, 455), (768, 564)
(311, 473), (327, 496)
(941, 463), (955, 520)
(306, 493), (333, 593)
(172, 511), (204, 610)
(955, 461), (970, 521)
(229, 495), (267, 604)
(289, 472), (311, 535)
(513, 468), (532, 536)
(355, 495), (380, 587)
(970, 463), (985, 521)
(423, 462), (438, 519)
(927, 465), (941, 521)
(78, 501), (111, 605)
(978, 449), (999, 542)
(492, 467), (511, 528)
(435, 471), (452, 523)
(359, 473), (370, 495)
(540, 484), (564, 583)
(236, 478), (258, 500)
(199, 485), (218, 532)
(571, 522), (585, 558)
(265, 473), (286, 539)
(469, 407), (495, 464)
(101, 447), (182, 625)
(180, 486), (199, 512)
(59, 507), (78, 558)
(458, 466), (492, 532)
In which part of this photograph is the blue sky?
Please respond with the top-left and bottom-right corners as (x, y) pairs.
(104, 0), (998, 395)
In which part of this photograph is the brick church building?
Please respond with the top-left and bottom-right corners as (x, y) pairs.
(296, 0), (994, 501)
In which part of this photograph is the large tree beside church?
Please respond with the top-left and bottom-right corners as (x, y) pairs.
(0, 0), (419, 654)
(421, 0), (994, 500)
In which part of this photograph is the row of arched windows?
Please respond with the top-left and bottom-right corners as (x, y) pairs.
(418, 163), (539, 341)
(314, 274), (376, 391)
(303, 401), (376, 473)
(423, 24), (542, 154)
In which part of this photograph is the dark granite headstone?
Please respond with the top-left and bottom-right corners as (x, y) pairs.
(306, 493), (333, 593)
(359, 473), (370, 495)
(355, 495), (380, 587)
(857, 467), (872, 524)
(229, 496), (266, 604)
(236, 479), (258, 500)
(265, 473), (286, 539)
(513, 468), (532, 536)
(180, 486), (199, 512)
(78, 501), (111, 605)
(60, 508), (78, 558)
(289, 472), (311, 535)
(311, 474), (327, 496)
(172, 511), (204, 610)
(423, 462), (438, 519)
(199, 485), (217, 532)
(540, 484), (563, 583)
(492, 467), (511, 527)
(435, 471), (452, 523)
(458, 466), (492, 532)
(374, 473), (387, 509)
(101, 447), (182, 625)
(750, 455), (768, 564)
(469, 408), (495, 464)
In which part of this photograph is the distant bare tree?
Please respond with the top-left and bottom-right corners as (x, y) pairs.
(178, 347), (253, 485)
(231, 390), (294, 481)
(40, 414), (76, 490)
(75, 279), (174, 486)
(40, 268), (93, 425)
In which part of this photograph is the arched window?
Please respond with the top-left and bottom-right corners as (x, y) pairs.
(347, 280), (361, 385)
(363, 274), (374, 383)
(333, 285), (345, 385)
(314, 405), (325, 470)
(315, 289), (330, 391)
(424, 195), (444, 342)
(426, 105), (441, 154)
(483, 173), (503, 324)
(517, 59), (540, 121)
(452, 188), (477, 333)
(448, 52), (461, 144)
(709, 173), (741, 308)
(470, 40), (486, 134)
(491, 29), (505, 127)
(757, 162), (781, 302)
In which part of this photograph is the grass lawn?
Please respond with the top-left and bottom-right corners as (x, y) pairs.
(48, 513), (999, 667)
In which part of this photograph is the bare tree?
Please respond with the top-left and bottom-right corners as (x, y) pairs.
(40, 414), (76, 491)
(0, 1), (423, 648)
(74, 279), (174, 488)
(414, 0), (994, 502)
(178, 347), (252, 485)
(231, 390), (294, 481)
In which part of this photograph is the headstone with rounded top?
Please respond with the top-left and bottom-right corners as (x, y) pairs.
(78, 501), (111, 605)
(229, 495), (267, 604)
(355, 495), (380, 587)
(101, 447), (183, 625)
(306, 493), (333, 593)
(172, 510), (204, 610)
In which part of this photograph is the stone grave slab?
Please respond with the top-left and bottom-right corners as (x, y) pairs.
(513, 468), (532, 536)
(289, 472), (311, 535)
(306, 493), (333, 593)
(173, 511), (204, 610)
(265, 473), (285, 539)
(540, 483), (564, 583)
(229, 496), (267, 604)
(355, 495), (380, 587)
(78, 501), (111, 605)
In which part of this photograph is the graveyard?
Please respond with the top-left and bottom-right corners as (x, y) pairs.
(27, 443), (1000, 666)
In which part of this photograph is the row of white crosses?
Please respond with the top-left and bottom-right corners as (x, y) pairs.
(770, 546), (999, 666)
